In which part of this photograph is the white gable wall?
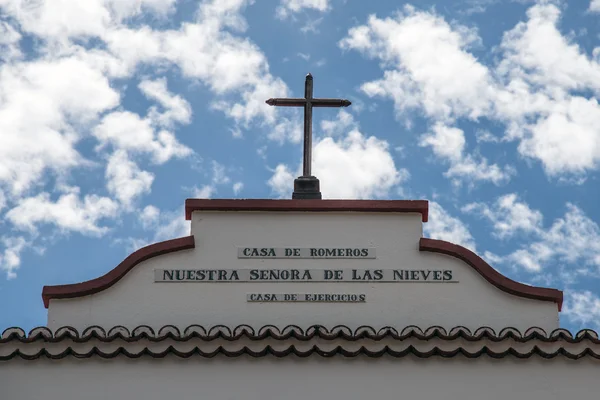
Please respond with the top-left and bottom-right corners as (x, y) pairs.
(47, 211), (559, 331)
(3, 357), (596, 400)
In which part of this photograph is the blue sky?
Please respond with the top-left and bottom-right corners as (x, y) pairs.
(1, 0), (600, 333)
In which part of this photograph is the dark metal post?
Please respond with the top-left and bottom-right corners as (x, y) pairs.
(303, 74), (313, 177)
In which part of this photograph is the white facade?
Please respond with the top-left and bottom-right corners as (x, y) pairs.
(2, 199), (592, 400)
(47, 210), (559, 332)
(3, 357), (599, 400)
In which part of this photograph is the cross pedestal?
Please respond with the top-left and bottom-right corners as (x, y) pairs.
(292, 176), (321, 199)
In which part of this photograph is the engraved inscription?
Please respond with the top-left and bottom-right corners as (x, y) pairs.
(237, 247), (376, 259)
(154, 268), (457, 282)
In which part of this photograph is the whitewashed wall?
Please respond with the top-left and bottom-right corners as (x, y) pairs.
(47, 211), (559, 331)
(3, 357), (596, 400)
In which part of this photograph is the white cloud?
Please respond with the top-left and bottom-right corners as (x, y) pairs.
(94, 111), (153, 152)
(338, 6), (509, 186)
(424, 202), (476, 251)
(0, 21), (22, 62)
(154, 1), (291, 130)
(0, 236), (27, 279)
(141, 205), (160, 229)
(0, 57), (120, 195)
(269, 112), (406, 199)
(5, 192), (119, 236)
(462, 193), (543, 238)
(507, 247), (549, 273)
(268, 110), (409, 198)
(468, 197), (600, 275)
(339, 6), (495, 122)
(340, 2), (600, 179)
(445, 157), (513, 185)
(268, 165), (295, 198)
(0, 0), (177, 41)
(320, 110), (357, 137)
(514, 96), (600, 175)
(0, 0), (292, 208)
(420, 123), (514, 185)
(498, 4), (600, 94)
(188, 160), (233, 199)
(193, 185), (215, 199)
(460, 0), (496, 15)
(563, 290), (600, 331)
(152, 213), (190, 242)
(0, 0), (302, 280)
(276, 0), (330, 19)
(482, 250), (504, 266)
(494, 4), (600, 175)
(93, 111), (192, 164)
(475, 130), (501, 143)
(233, 182), (244, 195)
(105, 150), (154, 207)
(154, 130), (193, 164)
(542, 204), (600, 267)
(300, 17), (324, 34)
(0, 0), (293, 208)
(101, 5), (292, 129)
(211, 161), (231, 185)
(123, 205), (190, 252)
(313, 131), (406, 198)
(268, 116), (304, 143)
(420, 123), (466, 161)
(139, 206), (187, 240)
(139, 78), (192, 128)
(591, 0), (600, 13)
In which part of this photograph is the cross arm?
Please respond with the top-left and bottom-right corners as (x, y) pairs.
(265, 98), (307, 107)
(265, 98), (352, 107)
(311, 98), (352, 107)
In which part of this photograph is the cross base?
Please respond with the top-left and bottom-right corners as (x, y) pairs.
(292, 176), (322, 199)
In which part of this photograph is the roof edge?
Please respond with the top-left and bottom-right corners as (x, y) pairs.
(41, 236), (195, 308)
(2, 324), (593, 343)
(419, 238), (563, 311)
(185, 199), (429, 222)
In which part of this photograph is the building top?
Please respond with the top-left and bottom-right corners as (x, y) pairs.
(184, 199), (430, 221)
(39, 197), (563, 334)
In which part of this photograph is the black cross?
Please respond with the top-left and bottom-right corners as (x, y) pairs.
(266, 73), (351, 199)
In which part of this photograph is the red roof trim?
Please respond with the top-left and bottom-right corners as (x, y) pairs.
(419, 238), (563, 311)
(41, 236), (195, 308)
(185, 199), (429, 222)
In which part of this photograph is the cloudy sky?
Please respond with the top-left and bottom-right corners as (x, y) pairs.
(1, 0), (599, 333)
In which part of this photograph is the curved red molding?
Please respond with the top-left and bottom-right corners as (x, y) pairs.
(185, 199), (429, 222)
(419, 238), (563, 311)
(41, 236), (195, 308)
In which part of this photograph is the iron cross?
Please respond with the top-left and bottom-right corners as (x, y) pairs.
(266, 73), (351, 177)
